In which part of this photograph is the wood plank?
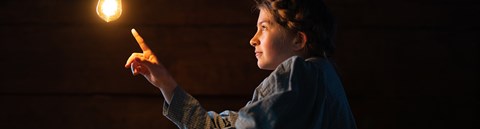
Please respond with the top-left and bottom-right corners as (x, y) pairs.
(0, 25), (269, 95)
(333, 29), (479, 97)
(348, 96), (478, 129)
(0, 0), (257, 25)
(0, 94), (475, 129)
(0, 94), (250, 129)
(1, 0), (478, 27)
(327, 1), (480, 29)
(0, 24), (476, 97)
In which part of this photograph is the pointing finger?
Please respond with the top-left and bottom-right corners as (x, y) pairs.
(131, 28), (151, 52)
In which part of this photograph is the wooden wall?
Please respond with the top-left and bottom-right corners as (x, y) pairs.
(0, 0), (478, 129)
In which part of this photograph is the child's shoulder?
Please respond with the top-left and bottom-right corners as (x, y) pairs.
(274, 56), (325, 73)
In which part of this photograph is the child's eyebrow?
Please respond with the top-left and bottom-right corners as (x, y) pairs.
(257, 20), (272, 25)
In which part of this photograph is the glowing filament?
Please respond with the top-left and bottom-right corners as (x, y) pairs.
(96, 0), (122, 22)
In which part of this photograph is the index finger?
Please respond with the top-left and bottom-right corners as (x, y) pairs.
(131, 28), (151, 51)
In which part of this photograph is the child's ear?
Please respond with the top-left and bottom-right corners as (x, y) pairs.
(293, 32), (307, 51)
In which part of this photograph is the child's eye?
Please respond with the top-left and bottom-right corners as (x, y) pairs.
(261, 25), (267, 31)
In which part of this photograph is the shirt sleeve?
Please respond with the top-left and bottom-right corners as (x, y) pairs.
(163, 87), (238, 129)
(235, 56), (323, 129)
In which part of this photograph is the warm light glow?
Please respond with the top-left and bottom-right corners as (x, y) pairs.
(96, 0), (122, 22)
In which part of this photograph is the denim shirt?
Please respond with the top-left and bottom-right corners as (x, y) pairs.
(163, 56), (357, 129)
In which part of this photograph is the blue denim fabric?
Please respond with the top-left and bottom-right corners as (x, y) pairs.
(163, 56), (357, 129)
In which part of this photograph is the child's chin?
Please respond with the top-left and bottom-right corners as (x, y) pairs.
(257, 62), (266, 69)
(257, 62), (274, 70)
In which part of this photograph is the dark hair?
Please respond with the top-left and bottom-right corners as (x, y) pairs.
(254, 0), (336, 58)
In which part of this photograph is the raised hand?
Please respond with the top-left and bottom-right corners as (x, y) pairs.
(125, 28), (177, 103)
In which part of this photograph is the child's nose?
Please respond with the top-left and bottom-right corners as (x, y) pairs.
(250, 39), (259, 47)
(250, 34), (260, 47)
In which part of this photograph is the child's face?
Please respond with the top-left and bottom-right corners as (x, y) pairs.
(250, 9), (297, 70)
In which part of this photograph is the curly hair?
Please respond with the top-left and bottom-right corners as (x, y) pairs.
(254, 0), (336, 58)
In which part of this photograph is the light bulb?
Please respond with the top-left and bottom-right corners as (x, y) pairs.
(96, 0), (122, 22)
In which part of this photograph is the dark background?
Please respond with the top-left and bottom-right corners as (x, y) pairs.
(0, 0), (478, 129)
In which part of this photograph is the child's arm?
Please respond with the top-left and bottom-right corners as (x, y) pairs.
(164, 87), (238, 129)
(125, 29), (238, 128)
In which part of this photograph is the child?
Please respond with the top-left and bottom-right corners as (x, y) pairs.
(125, 0), (357, 128)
